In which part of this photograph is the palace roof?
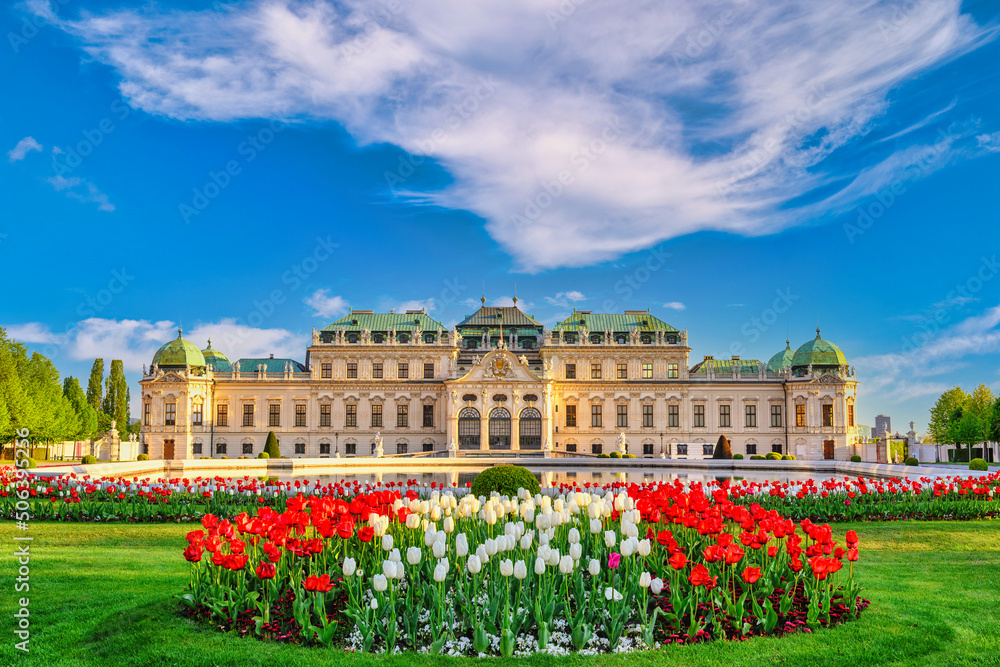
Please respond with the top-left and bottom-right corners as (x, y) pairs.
(151, 329), (206, 368)
(552, 309), (679, 333)
(457, 306), (543, 329)
(322, 310), (446, 333)
(689, 357), (765, 375)
(234, 358), (307, 373)
(791, 329), (848, 369)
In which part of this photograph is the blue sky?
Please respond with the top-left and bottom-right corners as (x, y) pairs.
(2, 0), (1000, 433)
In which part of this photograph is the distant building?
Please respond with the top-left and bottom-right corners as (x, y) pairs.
(874, 414), (891, 439)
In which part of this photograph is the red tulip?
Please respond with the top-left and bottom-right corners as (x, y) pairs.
(742, 566), (762, 584)
(358, 526), (375, 543)
(846, 547), (859, 562)
(256, 561), (276, 579)
(668, 551), (687, 570)
(688, 564), (717, 590)
(183, 544), (203, 562)
(304, 574), (334, 592)
(846, 530), (859, 546)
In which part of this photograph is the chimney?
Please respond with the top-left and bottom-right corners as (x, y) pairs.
(731, 355), (740, 360)
(269, 353), (274, 359)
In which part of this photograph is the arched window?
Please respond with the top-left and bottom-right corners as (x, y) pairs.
(459, 407), (481, 450)
(489, 407), (511, 450)
(519, 407), (542, 450)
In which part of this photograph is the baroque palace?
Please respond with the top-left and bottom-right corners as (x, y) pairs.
(139, 298), (860, 461)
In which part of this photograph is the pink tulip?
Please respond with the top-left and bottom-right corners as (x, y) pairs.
(608, 552), (621, 569)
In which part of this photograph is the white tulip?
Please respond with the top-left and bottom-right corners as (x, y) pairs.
(382, 560), (395, 578)
(476, 544), (490, 564)
(388, 548), (401, 563)
(559, 555), (574, 575)
(570, 542), (583, 561)
(514, 560), (528, 580)
(650, 578), (664, 595)
(432, 540), (447, 559)
(381, 534), (394, 551)
(484, 507), (497, 525)
(604, 530), (617, 548)
(443, 516), (455, 533)
(568, 528), (581, 544)
(373, 574), (388, 592)
(394, 561), (406, 579)
(342, 557), (357, 577)
(588, 559), (600, 576)
(406, 513), (421, 529)
(424, 526), (438, 547)
(638, 538), (651, 557)
(500, 559), (514, 577)
(620, 539), (635, 558)
(406, 546), (422, 565)
(456, 533), (469, 558)
(639, 572), (652, 588)
(485, 538), (498, 556)
(520, 534), (533, 550)
(534, 557), (546, 575)
(467, 554), (482, 574)
(590, 518), (603, 535)
(370, 597), (379, 610)
(433, 562), (447, 582)
(604, 586), (623, 601)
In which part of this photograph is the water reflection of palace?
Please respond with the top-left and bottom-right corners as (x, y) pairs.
(140, 299), (859, 462)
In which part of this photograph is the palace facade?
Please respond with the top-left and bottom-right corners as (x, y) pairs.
(139, 300), (860, 461)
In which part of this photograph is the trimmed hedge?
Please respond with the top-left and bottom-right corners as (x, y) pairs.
(264, 431), (281, 458)
(712, 435), (733, 459)
(597, 453), (609, 459)
(25, 458), (38, 469)
(750, 455), (765, 460)
(470, 465), (540, 498)
(624, 453), (636, 459)
(765, 452), (782, 460)
(137, 454), (149, 461)
(257, 452), (270, 459)
(733, 454), (743, 460)
(609, 451), (621, 459)
(81, 455), (97, 465)
(904, 456), (919, 466)
(850, 455), (862, 463)
(783, 454), (797, 460)
(970, 458), (989, 471)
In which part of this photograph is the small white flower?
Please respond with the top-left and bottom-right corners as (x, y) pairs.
(569, 542), (583, 561)
(559, 555), (574, 575)
(432, 540), (447, 559)
(342, 557), (357, 577)
(370, 597), (379, 610)
(568, 527), (581, 544)
(604, 530), (617, 548)
(433, 562), (448, 582)
(590, 518), (603, 535)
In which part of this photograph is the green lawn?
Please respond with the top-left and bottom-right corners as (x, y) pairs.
(2, 521), (999, 667)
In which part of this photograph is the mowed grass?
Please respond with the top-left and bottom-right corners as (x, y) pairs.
(1, 521), (999, 667)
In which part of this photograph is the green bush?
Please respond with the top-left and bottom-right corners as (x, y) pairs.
(783, 454), (797, 460)
(750, 455), (765, 460)
(81, 455), (98, 465)
(850, 455), (862, 463)
(264, 432), (281, 458)
(904, 456), (919, 466)
(624, 453), (636, 459)
(25, 458), (38, 469)
(733, 453), (743, 459)
(470, 465), (540, 498)
(597, 453), (609, 458)
(220, 456), (229, 460)
(970, 458), (989, 471)
(765, 452), (782, 460)
(137, 453), (149, 461)
(257, 452), (270, 459)
(609, 451), (621, 459)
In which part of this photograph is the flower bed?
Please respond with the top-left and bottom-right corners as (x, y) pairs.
(178, 483), (869, 655)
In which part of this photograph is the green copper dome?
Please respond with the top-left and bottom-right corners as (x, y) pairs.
(791, 328), (847, 370)
(151, 329), (206, 368)
(766, 339), (795, 372)
(201, 339), (232, 372)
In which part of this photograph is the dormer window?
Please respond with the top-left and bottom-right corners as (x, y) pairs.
(374, 334), (384, 343)
(348, 334), (358, 343)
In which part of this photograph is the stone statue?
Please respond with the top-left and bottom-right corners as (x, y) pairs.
(233, 361), (239, 373)
(518, 354), (528, 365)
(448, 439), (457, 458)
(110, 419), (117, 431)
(472, 355), (481, 365)
(142, 364), (147, 376)
(152, 363), (159, 375)
(616, 431), (627, 455)
(373, 432), (384, 458)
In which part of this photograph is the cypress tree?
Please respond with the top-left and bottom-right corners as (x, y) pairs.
(264, 431), (281, 458)
(102, 360), (130, 431)
(86, 359), (104, 413)
(712, 434), (733, 459)
(63, 377), (99, 439)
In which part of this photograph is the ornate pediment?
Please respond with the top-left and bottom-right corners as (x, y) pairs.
(813, 373), (845, 385)
(154, 372), (186, 383)
(449, 349), (543, 385)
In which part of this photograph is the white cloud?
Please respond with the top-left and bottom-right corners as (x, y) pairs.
(663, 301), (686, 311)
(304, 288), (349, 318)
(47, 175), (115, 212)
(490, 295), (533, 310)
(544, 290), (586, 308)
(978, 132), (1000, 152)
(48, 0), (992, 270)
(3, 322), (68, 345)
(7, 136), (42, 162)
(394, 298), (436, 313)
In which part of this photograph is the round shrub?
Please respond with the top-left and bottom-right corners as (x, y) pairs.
(850, 455), (862, 463)
(733, 454), (744, 460)
(609, 451), (621, 459)
(597, 453), (609, 459)
(765, 452), (782, 460)
(81, 454), (97, 465)
(257, 452), (270, 459)
(970, 457), (989, 471)
(750, 455), (765, 460)
(470, 465), (540, 498)
(624, 453), (636, 459)
(783, 454), (797, 460)
(25, 458), (38, 469)
(220, 456), (229, 460)
(904, 456), (919, 466)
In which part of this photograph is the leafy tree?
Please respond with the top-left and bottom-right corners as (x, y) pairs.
(947, 408), (982, 463)
(264, 431), (281, 458)
(102, 360), (130, 432)
(927, 386), (969, 443)
(63, 377), (99, 439)
(968, 383), (995, 439)
(86, 359), (104, 413)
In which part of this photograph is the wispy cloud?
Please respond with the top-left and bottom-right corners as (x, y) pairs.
(47, 175), (115, 211)
(663, 301), (686, 311)
(544, 290), (586, 308)
(46, 0), (993, 270)
(4, 322), (68, 345)
(978, 132), (1000, 152)
(7, 136), (42, 162)
(304, 289), (349, 319)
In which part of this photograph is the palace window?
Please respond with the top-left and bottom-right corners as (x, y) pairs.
(346, 405), (357, 427)
(348, 334), (358, 343)
(374, 334), (384, 344)
(192, 442), (202, 455)
(423, 363), (434, 379)
(823, 404), (834, 427)
(347, 362), (358, 379)
(591, 363), (602, 379)
(616, 363), (628, 379)
(216, 443), (226, 455)
(693, 405), (705, 428)
(642, 405), (653, 428)
(566, 442), (577, 452)
(770, 405), (783, 428)
(616, 405), (628, 428)
(423, 442), (433, 452)
(164, 402), (176, 426)
(295, 404), (306, 427)
(642, 443), (653, 456)
(243, 404), (254, 427)
(565, 363), (576, 379)
(295, 442), (305, 455)
(192, 403), (203, 426)
(592, 442), (603, 455)
(397, 405), (408, 428)
(668, 405), (679, 428)
(677, 444), (688, 455)
(591, 405), (602, 428)
(217, 404), (228, 427)
(796, 404), (806, 427)
(372, 362), (383, 378)
(320, 442), (330, 455)
(346, 442), (357, 456)
(848, 404), (855, 427)
(746, 443), (758, 455)
(458, 408), (480, 450)
(397, 442), (408, 454)
(371, 404), (383, 428)
(398, 363), (409, 379)
(719, 404), (731, 428)
(703, 444), (714, 456)
(519, 407), (542, 450)
(668, 363), (679, 379)
(242, 442), (253, 455)
(642, 363), (653, 379)
(144, 402), (150, 426)
(565, 404), (577, 427)
(269, 404), (281, 427)
(423, 404), (434, 428)
(745, 404), (757, 428)
(772, 443), (783, 454)
(320, 404), (331, 427)
(321, 363), (332, 379)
